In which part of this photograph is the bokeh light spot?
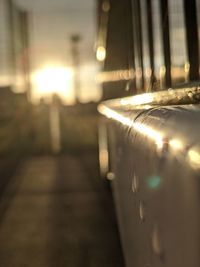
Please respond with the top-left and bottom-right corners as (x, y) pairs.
(147, 175), (161, 189)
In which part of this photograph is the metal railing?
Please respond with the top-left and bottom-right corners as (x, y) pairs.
(98, 86), (200, 267)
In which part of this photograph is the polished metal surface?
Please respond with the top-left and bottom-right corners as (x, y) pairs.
(98, 87), (200, 267)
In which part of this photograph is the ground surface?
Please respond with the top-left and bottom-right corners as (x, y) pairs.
(0, 152), (124, 267)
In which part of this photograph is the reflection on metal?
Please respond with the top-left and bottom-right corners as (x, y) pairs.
(132, 174), (139, 193)
(102, 0), (110, 12)
(144, 68), (152, 79)
(136, 68), (143, 80)
(188, 146), (200, 169)
(184, 62), (190, 81)
(96, 46), (106, 62)
(96, 0), (110, 63)
(98, 87), (200, 170)
(107, 172), (115, 180)
(139, 201), (145, 222)
(98, 121), (109, 177)
(184, 62), (190, 73)
(98, 104), (164, 149)
(152, 225), (163, 257)
(99, 86), (200, 108)
(120, 93), (153, 106)
(98, 87), (200, 266)
(169, 138), (184, 151)
(96, 69), (135, 83)
(159, 65), (166, 78)
(170, 65), (190, 82)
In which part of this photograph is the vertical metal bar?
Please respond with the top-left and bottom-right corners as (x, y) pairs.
(136, 0), (144, 90)
(127, 0), (136, 93)
(183, 0), (199, 81)
(146, 0), (155, 87)
(160, 0), (171, 88)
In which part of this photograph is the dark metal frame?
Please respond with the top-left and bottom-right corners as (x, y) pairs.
(159, 0), (172, 88)
(183, 0), (199, 81)
(146, 0), (155, 88)
(98, 0), (200, 99)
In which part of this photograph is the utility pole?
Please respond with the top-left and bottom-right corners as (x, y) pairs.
(70, 34), (81, 104)
(20, 10), (31, 102)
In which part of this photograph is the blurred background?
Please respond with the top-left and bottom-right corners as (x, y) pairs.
(0, 0), (125, 266)
(0, 0), (103, 156)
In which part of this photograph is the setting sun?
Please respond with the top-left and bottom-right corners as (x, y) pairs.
(32, 66), (74, 103)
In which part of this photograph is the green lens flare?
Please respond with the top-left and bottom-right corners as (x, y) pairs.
(148, 175), (161, 189)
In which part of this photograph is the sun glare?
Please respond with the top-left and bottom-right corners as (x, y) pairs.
(32, 66), (73, 103)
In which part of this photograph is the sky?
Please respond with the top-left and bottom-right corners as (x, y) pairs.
(15, 0), (101, 104)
